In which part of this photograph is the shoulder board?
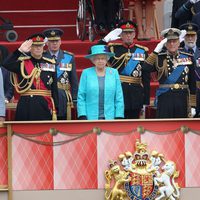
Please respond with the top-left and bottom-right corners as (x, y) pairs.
(179, 51), (193, 56)
(63, 50), (74, 56)
(135, 44), (149, 51)
(108, 43), (122, 47)
(18, 56), (31, 61)
(42, 57), (56, 64)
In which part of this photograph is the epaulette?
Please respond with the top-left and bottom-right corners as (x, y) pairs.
(135, 44), (149, 51)
(108, 43), (122, 47)
(63, 50), (74, 56)
(42, 56), (56, 64)
(18, 56), (31, 61)
(179, 51), (193, 56)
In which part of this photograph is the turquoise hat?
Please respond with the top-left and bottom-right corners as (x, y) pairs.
(85, 45), (115, 59)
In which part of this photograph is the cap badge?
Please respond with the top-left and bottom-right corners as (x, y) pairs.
(51, 31), (56, 36)
(126, 23), (131, 28)
(36, 36), (41, 41)
(188, 24), (193, 30)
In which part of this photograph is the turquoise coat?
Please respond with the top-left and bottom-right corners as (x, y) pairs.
(77, 67), (124, 120)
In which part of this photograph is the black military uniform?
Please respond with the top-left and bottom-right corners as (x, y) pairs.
(3, 33), (58, 121)
(171, 0), (188, 28)
(180, 22), (200, 116)
(107, 21), (150, 119)
(43, 28), (78, 120)
(175, 0), (200, 25)
(143, 28), (196, 118)
(94, 0), (117, 31)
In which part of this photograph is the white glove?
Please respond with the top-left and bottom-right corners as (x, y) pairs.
(103, 28), (122, 43)
(18, 39), (33, 53)
(191, 108), (196, 117)
(154, 38), (167, 53)
(179, 30), (187, 43)
(189, 0), (200, 4)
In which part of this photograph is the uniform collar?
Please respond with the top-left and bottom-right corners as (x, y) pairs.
(122, 42), (135, 49)
(185, 46), (196, 53)
(50, 50), (59, 58)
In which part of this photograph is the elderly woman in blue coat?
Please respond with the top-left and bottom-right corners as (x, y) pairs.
(77, 45), (124, 120)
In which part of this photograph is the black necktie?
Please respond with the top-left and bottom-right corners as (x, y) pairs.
(52, 55), (57, 62)
(188, 48), (194, 55)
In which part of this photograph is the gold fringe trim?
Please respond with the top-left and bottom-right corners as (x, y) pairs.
(190, 94), (196, 107)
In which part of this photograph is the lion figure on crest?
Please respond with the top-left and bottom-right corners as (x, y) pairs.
(104, 160), (131, 200)
(154, 161), (180, 200)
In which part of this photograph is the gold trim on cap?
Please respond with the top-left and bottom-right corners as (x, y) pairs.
(48, 36), (61, 41)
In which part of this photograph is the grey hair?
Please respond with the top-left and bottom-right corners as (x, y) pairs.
(90, 54), (110, 62)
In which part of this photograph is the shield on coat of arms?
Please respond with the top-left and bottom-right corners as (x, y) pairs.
(125, 172), (158, 200)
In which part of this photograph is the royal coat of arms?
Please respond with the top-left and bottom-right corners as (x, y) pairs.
(104, 140), (180, 200)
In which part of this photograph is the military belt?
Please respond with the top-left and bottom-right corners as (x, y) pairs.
(159, 84), (188, 89)
(21, 89), (52, 97)
(21, 89), (57, 120)
(196, 81), (200, 89)
(120, 75), (142, 84)
(57, 82), (73, 120)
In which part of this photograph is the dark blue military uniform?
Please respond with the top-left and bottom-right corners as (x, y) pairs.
(106, 21), (150, 119)
(43, 28), (78, 120)
(143, 50), (196, 118)
(180, 22), (200, 116)
(108, 43), (150, 119)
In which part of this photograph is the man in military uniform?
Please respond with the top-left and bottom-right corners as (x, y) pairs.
(43, 28), (78, 120)
(100, 21), (150, 119)
(2, 33), (58, 121)
(180, 22), (200, 116)
(142, 28), (196, 118)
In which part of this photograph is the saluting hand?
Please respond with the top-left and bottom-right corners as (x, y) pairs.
(154, 38), (167, 53)
(179, 30), (187, 43)
(103, 28), (122, 43)
(189, 0), (200, 4)
(18, 39), (33, 53)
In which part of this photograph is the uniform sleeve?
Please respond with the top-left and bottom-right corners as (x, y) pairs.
(114, 69), (124, 118)
(175, 1), (193, 20)
(77, 70), (87, 117)
(2, 49), (22, 73)
(142, 52), (157, 73)
(70, 55), (78, 101)
(0, 69), (5, 117)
